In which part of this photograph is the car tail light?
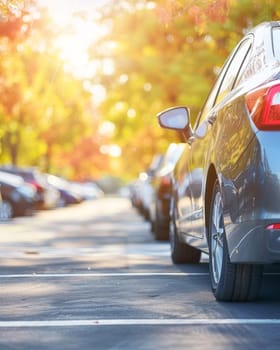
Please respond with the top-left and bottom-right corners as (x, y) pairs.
(246, 84), (280, 130)
(266, 223), (280, 230)
(28, 180), (44, 192)
(160, 175), (172, 188)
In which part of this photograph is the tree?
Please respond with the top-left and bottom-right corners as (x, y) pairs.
(87, 0), (280, 177)
(0, 2), (100, 178)
(1, 0), (280, 180)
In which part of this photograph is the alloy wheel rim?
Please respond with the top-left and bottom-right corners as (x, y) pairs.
(211, 191), (224, 285)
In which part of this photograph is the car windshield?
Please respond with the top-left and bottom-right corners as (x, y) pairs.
(272, 27), (280, 60)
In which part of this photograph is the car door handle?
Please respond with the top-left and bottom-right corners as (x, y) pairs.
(208, 112), (217, 125)
(187, 136), (195, 145)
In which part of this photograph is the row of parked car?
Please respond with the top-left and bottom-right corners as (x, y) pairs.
(130, 143), (185, 242)
(131, 21), (280, 302)
(0, 165), (104, 221)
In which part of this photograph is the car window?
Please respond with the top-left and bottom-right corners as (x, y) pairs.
(272, 27), (280, 60)
(194, 37), (252, 129)
(193, 64), (228, 129)
(215, 38), (252, 104)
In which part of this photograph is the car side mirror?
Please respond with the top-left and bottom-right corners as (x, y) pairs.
(157, 106), (193, 140)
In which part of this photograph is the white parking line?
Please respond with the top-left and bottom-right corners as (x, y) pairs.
(0, 272), (209, 278)
(0, 319), (280, 327)
(0, 272), (279, 278)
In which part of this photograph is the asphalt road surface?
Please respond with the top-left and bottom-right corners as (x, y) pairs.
(0, 196), (280, 350)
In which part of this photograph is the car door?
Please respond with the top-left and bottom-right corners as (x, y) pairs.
(174, 143), (194, 235)
(186, 37), (253, 245)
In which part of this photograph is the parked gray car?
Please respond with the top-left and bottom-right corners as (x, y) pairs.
(157, 21), (280, 301)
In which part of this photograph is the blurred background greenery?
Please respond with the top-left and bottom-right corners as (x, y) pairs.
(0, 0), (279, 182)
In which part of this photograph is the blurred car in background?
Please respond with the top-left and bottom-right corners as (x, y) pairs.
(129, 179), (143, 209)
(70, 181), (104, 200)
(0, 170), (37, 220)
(157, 21), (280, 301)
(46, 174), (83, 207)
(0, 166), (59, 210)
(0, 189), (2, 219)
(149, 143), (186, 241)
(133, 154), (164, 220)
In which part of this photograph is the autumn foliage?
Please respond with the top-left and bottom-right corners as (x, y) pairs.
(0, 0), (280, 180)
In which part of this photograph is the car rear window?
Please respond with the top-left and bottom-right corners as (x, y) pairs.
(272, 27), (280, 60)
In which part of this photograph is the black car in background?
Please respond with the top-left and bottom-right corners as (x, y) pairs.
(157, 21), (280, 301)
(0, 170), (36, 220)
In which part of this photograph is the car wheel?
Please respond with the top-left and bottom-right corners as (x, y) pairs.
(209, 180), (263, 301)
(154, 201), (169, 241)
(154, 219), (169, 241)
(0, 200), (13, 221)
(170, 199), (201, 264)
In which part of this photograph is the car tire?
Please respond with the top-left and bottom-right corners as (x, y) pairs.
(154, 219), (169, 241)
(154, 202), (169, 241)
(209, 180), (263, 301)
(170, 199), (201, 264)
(0, 200), (13, 221)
